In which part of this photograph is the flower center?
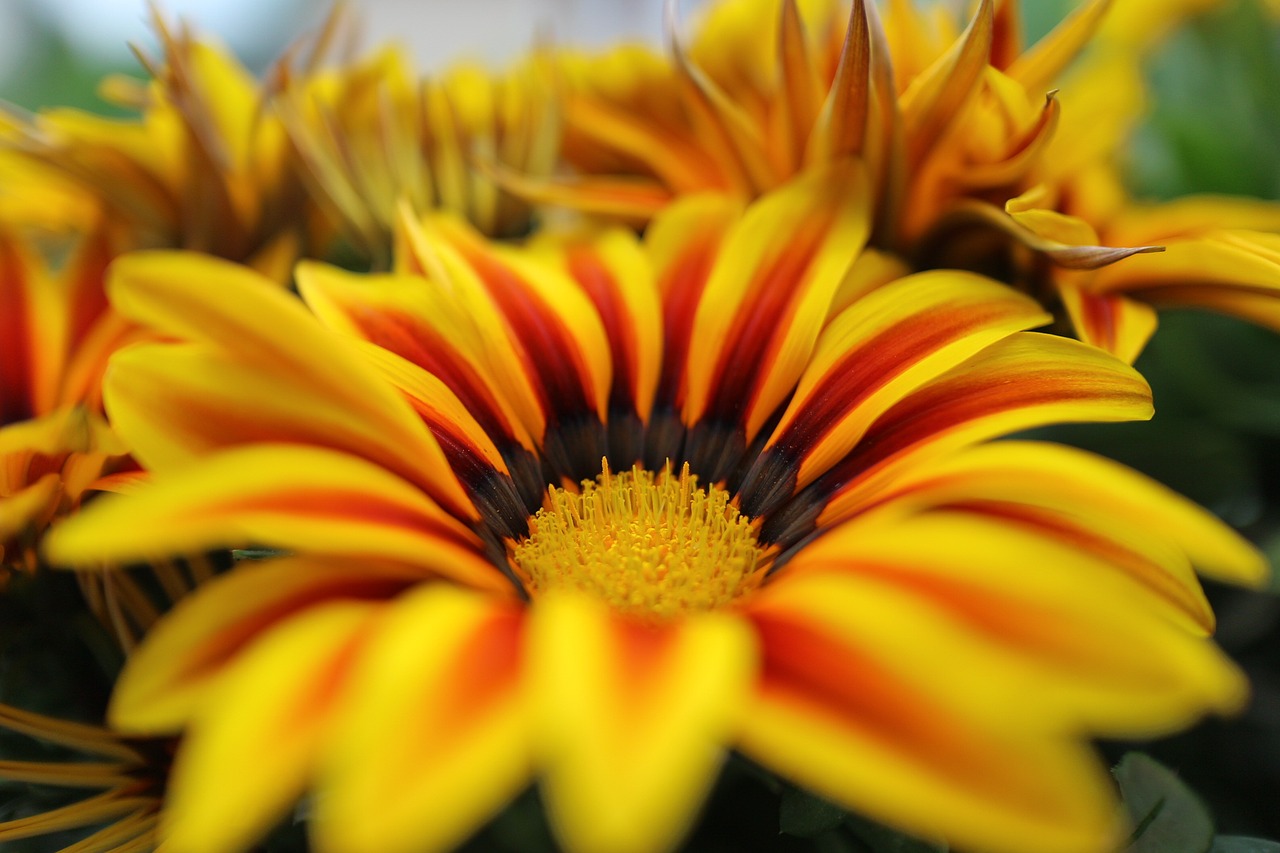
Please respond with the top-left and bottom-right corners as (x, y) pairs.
(512, 461), (765, 620)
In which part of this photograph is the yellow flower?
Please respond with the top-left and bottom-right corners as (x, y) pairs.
(0, 227), (132, 575)
(526, 0), (1280, 363)
(274, 41), (560, 266)
(47, 170), (1264, 853)
(1, 13), (307, 280)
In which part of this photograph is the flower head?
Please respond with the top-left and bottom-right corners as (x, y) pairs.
(526, 0), (1280, 362)
(46, 170), (1265, 853)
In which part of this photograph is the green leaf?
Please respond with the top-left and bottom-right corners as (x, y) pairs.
(1210, 838), (1280, 853)
(1114, 752), (1214, 853)
(779, 786), (847, 838)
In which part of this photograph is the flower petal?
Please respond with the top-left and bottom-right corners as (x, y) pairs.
(740, 605), (1120, 853)
(42, 443), (507, 591)
(106, 251), (473, 518)
(740, 270), (1048, 516)
(160, 601), (378, 853)
(529, 594), (757, 853)
(318, 586), (528, 853)
(681, 162), (872, 473)
(1057, 282), (1158, 364)
(796, 332), (1152, 536)
(106, 556), (425, 733)
(768, 511), (1249, 735)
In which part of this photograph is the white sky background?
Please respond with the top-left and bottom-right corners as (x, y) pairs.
(0, 0), (706, 87)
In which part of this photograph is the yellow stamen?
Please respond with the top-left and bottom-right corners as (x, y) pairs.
(513, 460), (766, 620)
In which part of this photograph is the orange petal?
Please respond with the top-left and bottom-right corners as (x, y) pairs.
(318, 586), (528, 853)
(771, 512), (1249, 734)
(1007, 0), (1113, 96)
(900, 0), (993, 169)
(528, 594), (757, 853)
(296, 261), (537, 456)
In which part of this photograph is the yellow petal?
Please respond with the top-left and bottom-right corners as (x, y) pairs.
(317, 586), (528, 853)
(810, 332), (1153, 530)
(161, 601), (378, 853)
(529, 594), (757, 853)
(1007, 0), (1113, 96)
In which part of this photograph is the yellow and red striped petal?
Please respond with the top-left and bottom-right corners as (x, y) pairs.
(681, 162), (872, 445)
(106, 556), (425, 733)
(318, 586), (528, 853)
(807, 332), (1152, 530)
(161, 601), (379, 853)
(741, 271), (1048, 514)
(296, 261), (538, 455)
(740, 607), (1119, 853)
(42, 443), (506, 591)
(106, 251), (473, 518)
(549, 229), (664, 429)
(742, 625), (1121, 850)
(775, 513), (1249, 733)
(1057, 282), (1158, 364)
(528, 594), (757, 853)
(646, 194), (743, 409)
(853, 440), (1266, 624)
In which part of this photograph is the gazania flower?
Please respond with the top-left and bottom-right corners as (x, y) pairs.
(274, 38), (560, 266)
(0, 12), (310, 279)
(0, 703), (168, 852)
(0, 226), (133, 576)
(46, 169), (1264, 853)
(526, 0), (1280, 362)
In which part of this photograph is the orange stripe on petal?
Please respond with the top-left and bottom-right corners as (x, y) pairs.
(107, 252), (473, 518)
(1058, 283), (1157, 364)
(806, 333), (1151, 530)
(529, 594), (757, 853)
(682, 163), (872, 443)
(161, 602), (378, 853)
(43, 443), (506, 593)
(107, 557), (420, 734)
(740, 610), (1121, 853)
(297, 261), (537, 454)
(556, 229), (663, 427)
(646, 194), (742, 411)
(778, 514), (1249, 734)
(741, 271), (1047, 515)
(319, 586), (528, 853)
